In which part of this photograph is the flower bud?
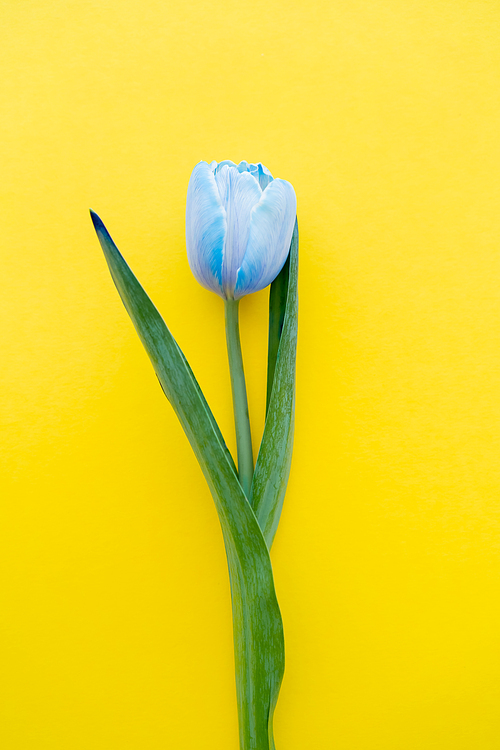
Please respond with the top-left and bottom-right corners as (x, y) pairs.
(186, 160), (296, 300)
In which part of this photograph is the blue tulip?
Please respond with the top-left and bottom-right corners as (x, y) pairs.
(186, 160), (296, 300)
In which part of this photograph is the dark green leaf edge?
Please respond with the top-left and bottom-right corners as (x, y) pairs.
(266, 246), (290, 415)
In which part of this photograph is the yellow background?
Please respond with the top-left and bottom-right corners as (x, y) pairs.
(1, 1), (499, 747)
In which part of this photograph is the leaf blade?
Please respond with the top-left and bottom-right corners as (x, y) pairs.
(251, 219), (298, 549)
(91, 211), (284, 750)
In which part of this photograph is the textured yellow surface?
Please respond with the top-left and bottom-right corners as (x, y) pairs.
(1, 1), (500, 748)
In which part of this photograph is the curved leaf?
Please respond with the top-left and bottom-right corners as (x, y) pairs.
(90, 211), (284, 750)
(251, 220), (298, 549)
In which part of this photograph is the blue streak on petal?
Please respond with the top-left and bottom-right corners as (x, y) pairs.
(214, 166), (262, 298)
(215, 160), (273, 190)
(237, 161), (273, 190)
(186, 162), (226, 298)
(213, 160), (238, 175)
(251, 163), (273, 190)
(234, 178), (296, 299)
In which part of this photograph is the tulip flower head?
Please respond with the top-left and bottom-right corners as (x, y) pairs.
(186, 160), (296, 300)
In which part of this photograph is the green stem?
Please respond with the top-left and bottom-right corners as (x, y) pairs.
(224, 298), (254, 497)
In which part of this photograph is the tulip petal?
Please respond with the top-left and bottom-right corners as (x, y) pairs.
(234, 161), (273, 190)
(213, 159), (238, 174)
(249, 162), (274, 191)
(214, 166), (262, 298)
(186, 162), (226, 297)
(234, 178), (296, 299)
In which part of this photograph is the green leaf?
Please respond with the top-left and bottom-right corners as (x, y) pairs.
(251, 220), (298, 549)
(90, 211), (284, 750)
(266, 241), (290, 415)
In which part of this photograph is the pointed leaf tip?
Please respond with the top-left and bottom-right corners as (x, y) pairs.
(89, 209), (105, 233)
